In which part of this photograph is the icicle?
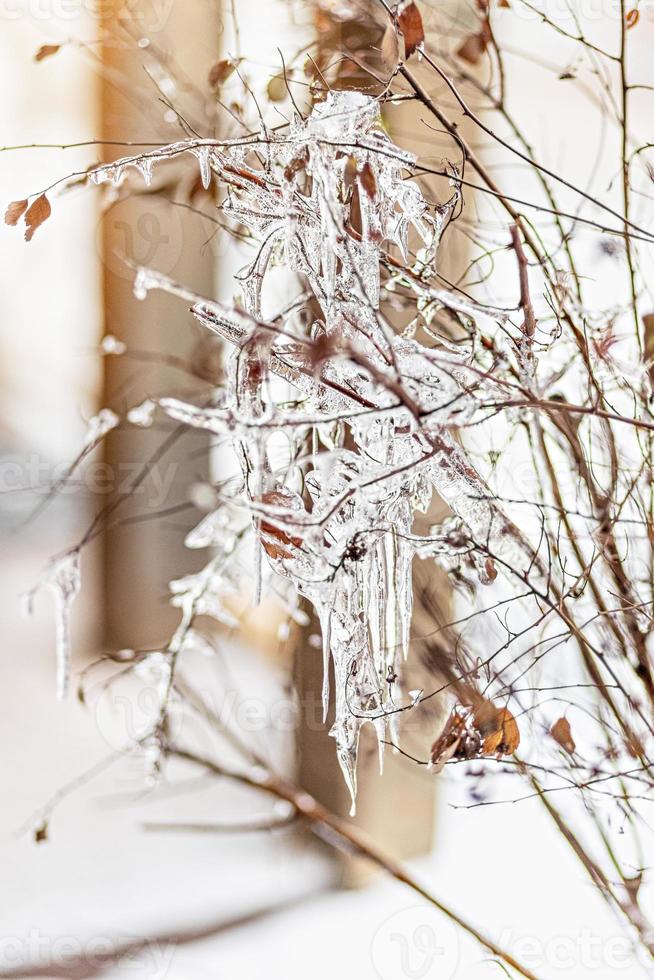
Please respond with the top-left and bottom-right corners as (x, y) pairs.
(137, 157), (153, 186)
(43, 551), (81, 700)
(195, 146), (212, 190)
(373, 716), (386, 775)
(315, 602), (332, 723)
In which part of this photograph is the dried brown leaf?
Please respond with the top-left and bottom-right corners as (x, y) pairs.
(208, 59), (236, 88)
(430, 708), (466, 772)
(550, 716), (576, 754)
(259, 490), (303, 562)
(456, 30), (488, 65)
(24, 193), (52, 240)
(4, 199), (28, 226)
(381, 21), (400, 70)
(283, 151), (308, 183)
(35, 43), (61, 63)
(482, 707), (520, 755)
(24, 193), (51, 242)
(398, 1), (424, 59)
(359, 161), (377, 199)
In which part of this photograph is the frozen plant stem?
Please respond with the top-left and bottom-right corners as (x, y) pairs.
(170, 745), (539, 980)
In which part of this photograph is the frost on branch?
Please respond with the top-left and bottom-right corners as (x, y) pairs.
(69, 91), (529, 806)
(40, 551), (81, 701)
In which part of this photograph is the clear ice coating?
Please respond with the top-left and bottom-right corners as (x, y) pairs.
(84, 408), (119, 447)
(43, 551), (81, 700)
(85, 91), (530, 806)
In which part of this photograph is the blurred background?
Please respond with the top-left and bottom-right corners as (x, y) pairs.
(1, 1), (652, 977)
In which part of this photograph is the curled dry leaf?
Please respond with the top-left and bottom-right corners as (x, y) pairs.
(4, 199), (28, 226)
(430, 700), (520, 771)
(481, 707), (520, 755)
(258, 490), (304, 562)
(35, 43), (61, 63)
(397, 0), (424, 59)
(550, 716), (576, 754)
(24, 193), (51, 242)
(429, 707), (467, 772)
(208, 59), (237, 88)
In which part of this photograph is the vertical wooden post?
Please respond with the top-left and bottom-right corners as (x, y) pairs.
(100, 2), (220, 649)
(291, 2), (443, 880)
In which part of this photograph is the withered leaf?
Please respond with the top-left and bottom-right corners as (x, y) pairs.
(35, 44), (61, 63)
(259, 490), (303, 562)
(550, 716), (575, 754)
(625, 7), (639, 27)
(381, 21), (400, 70)
(4, 199), (28, 226)
(398, 1), (424, 59)
(482, 707), (520, 755)
(283, 152), (307, 183)
(456, 30), (488, 65)
(208, 59), (236, 88)
(24, 193), (51, 242)
(343, 156), (358, 188)
(430, 708), (466, 772)
(359, 161), (377, 199)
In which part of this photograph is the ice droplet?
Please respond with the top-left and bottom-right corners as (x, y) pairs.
(127, 399), (156, 427)
(84, 408), (119, 447)
(100, 334), (126, 356)
(133, 267), (162, 301)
